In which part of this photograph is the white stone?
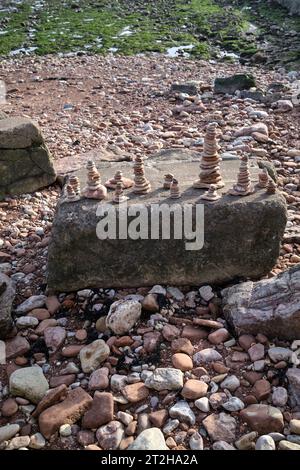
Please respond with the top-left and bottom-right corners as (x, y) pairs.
(9, 366), (49, 404)
(16, 295), (46, 314)
(106, 300), (141, 335)
(167, 287), (184, 301)
(116, 411), (133, 426)
(195, 397), (210, 413)
(145, 368), (183, 391)
(169, 400), (196, 426)
(79, 339), (110, 373)
(148, 285), (166, 296)
(189, 432), (203, 450)
(255, 435), (276, 450)
(212, 441), (236, 450)
(128, 428), (168, 450)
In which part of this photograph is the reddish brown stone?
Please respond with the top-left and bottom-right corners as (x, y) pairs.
(77, 430), (95, 447)
(1, 398), (18, 417)
(162, 324), (180, 341)
(50, 374), (76, 388)
(238, 334), (256, 351)
(5, 336), (30, 360)
(192, 366), (209, 378)
(240, 404), (284, 434)
(208, 328), (229, 345)
(212, 362), (230, 374)
(88, 368), (109, 391)
(32, 384), (68, 418)
(82, 392), (114, 429)
(122, 382), (149, 403)
(14, 356), (28, 365)
(39, 387), (93, 439)
(149, 409), (168, 427)
(44, 326), (66, 352)
(125, 421), (137, 436)
(244, 395), (258, 405)
(61, 345), (84, 357)
(120, 437), (134, 450)
(243, 371), (263, 385)
(75, 329), (87, 341)
(45, 296), (61, 315)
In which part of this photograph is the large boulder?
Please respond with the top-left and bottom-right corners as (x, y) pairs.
(0, 117), (56, 199)
(0, 273), (15, 339)
(47, 156), (287, 292)
(221, 265), (300, 340)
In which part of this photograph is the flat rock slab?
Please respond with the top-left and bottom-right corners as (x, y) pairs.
(0, 117), (56, 199)
(47, 151), (287, 291)
(222, 265), (300, 340)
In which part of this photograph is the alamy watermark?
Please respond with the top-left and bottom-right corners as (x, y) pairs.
(0, 80), (6, 105)
(96, 202), (205, 251)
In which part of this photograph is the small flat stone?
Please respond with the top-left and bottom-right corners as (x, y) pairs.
(128, 428), (168, 450)
(203, 412), (236, 443)
(79, 340), (110, 373)
(32, 384), (68, 418)
(1, 398), (18, 417)
(82, 392), (113, 429)
(222, 397), (245, 412)
(252, 379), (271, 401)
(145, 368), (183, 391)
(220, 375), (240, 392)
(268, 347), (292, 363)
(182, 325), (208, 341)
(248, 343), (265, 362)
(96, 421), (124, 450)
(88, 367), (109, 391)
(162, 324), (180, 341)
(208, 328), (229, 345)
(0, 424), (20, 443)
(5, 336), (30, 360)
(195, 397), (210, 413)
(193, 348), (222, 365)
(16, 295), (46, 314)
(171, 338), (194, 355)
(44, 326), (66, 352)
(279, 440), (300, 450)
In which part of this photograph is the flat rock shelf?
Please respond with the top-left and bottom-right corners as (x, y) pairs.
(47, 153), (287, 292)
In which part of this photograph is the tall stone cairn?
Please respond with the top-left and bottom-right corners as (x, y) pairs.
(193, 122), (224, 189)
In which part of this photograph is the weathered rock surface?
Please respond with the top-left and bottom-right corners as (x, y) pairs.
(128, 428), (168, 450)
(106, 300), (141, 334)
(222, 265), (300, 340)
(0, 272), (15, 339)
(203, 412), (236, 442)
(39, 387), (92, 439)
(79, 339), (110, 373)
(145, 368), (183, 391)
(0, 117), (56, 198)
(9, 366), (49, 404)
(214, 74), (256, 94)
(47, 157), (286, 291)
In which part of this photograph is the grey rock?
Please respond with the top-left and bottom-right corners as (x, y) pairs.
(79, 340), (110, 373)
(96, 421), (124, 450)
(235, 431), (258, 450)
(9, 366), (49, 404)
(0, 272), (15, 339)
(287, 368), (300, 407)
(222, 265), (300, 340)
(255, 435), (276, 450)
(0, 117), (43, 149)
(268, 347), (292, 363)
(189, 432), (203, 450)
(163, 419), (179, 434)
(222, 397), (245, 412)
(220, 375), (240, 392)
(275, 0), (300, 15)
(0, 424), (20, 443)
(272, 387), (288, 407)
(169, 400), (196, 426)
(29, 433), (46, 449)
(170, 82), (199, 96)
(0, 340), (5, 365)
(145, 368), (183, 391)
(128, 428), (168, 450)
